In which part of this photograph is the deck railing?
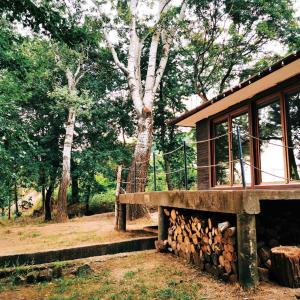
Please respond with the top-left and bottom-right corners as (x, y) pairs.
(120, 127), (299, 192)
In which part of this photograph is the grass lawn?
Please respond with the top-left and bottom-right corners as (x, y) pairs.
(0, 251), (295, 300)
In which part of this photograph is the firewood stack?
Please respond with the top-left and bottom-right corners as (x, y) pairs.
(163, 208), (238, 283)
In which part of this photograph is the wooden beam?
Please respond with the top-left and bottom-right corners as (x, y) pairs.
(119, 190), (300, 215)
(237, 213), (259, 289)
(119, 191), (245, 214)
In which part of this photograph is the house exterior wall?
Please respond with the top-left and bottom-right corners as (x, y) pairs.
(196, 119), (210, 190)
(196, 74), (300, 190)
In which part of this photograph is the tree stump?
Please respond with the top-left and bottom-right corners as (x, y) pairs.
(271, 246), (300, 288)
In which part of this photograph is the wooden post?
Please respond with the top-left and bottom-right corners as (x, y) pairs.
(158, 206), (167, 240)
(134, 162), (137, 193)
(183, 141), (188, 190)
(114, 165), (122, 230)
(237, 213), (259, 289)
(119, 204), (127, 232)
(153, 151), (157, 191)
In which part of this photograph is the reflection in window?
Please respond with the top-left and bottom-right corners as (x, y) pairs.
(232, 113), (251, 184)
(215, 121), (230, 185)
(285, 91), (300, 181)
(258, 99), (285, 182)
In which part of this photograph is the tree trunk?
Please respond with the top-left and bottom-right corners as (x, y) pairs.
(45, 182), (54, 221)
(40, 168), (46, 212)
(57, 107), (76, 222)
(271, 246), (300, 288)
(8, 196), (11, 220)
(85, 185), (91, 215)
(126, 114), (153, 220)
(71, 173), (79, 204)
(14, 182), (19, 217)
(42, 185), (46, 212)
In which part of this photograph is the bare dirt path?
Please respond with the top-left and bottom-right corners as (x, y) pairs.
(0, 213), (156, 255)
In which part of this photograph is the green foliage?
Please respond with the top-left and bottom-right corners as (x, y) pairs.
(48, 86), (92, 115)
(0, 0), (299, 219)
(184, 0), (300, 97)
(0, 0), (96, 47)
(89, 190), (115, 213)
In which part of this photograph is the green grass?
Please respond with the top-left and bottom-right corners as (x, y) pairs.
(123, 270), (136, 279)
(0, 253), (209, 300)
(55, 278), (77, 294)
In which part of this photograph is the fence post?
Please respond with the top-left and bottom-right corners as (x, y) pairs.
(134, 162), (137, 193)
(115, 165), (123, 230)
(236, 126), (246, 189)
(153, 152), (157, 191)
(183, 141), (188, 190)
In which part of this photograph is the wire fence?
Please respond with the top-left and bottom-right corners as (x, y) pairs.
(120, 126), (299, 192)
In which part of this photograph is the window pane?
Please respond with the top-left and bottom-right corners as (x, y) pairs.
(258, 99), (285, 182)
(215, 121), (230, 185)
(285, 90), (300, 181)
(232, 112), (251, 184)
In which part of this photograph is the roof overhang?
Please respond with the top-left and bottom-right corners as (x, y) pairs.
(171, 52), (300, 127)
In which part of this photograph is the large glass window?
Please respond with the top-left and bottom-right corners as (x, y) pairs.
(214, 121), (230, 185)
(232, 112), (251, 184)
(258, 99), (285, 182)
(211, 87), (300, 188)
(285, 91), (300, 181)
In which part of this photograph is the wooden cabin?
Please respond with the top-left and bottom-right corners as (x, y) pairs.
(170, 51), (300, 190)
(119, 51), (300, 288)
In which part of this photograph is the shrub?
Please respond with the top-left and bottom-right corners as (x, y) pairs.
(88, 190), (115, 214)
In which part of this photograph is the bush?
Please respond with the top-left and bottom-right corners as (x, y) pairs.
(89, 190), (115, 214)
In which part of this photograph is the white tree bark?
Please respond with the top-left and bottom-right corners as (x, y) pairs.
(56, 66), (84, 222)
(99, 0), (186, 218)
(57, 106), (76, 222)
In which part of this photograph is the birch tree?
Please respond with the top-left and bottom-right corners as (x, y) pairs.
(52, 48), (90, 222)
(92, 0), (186, 218)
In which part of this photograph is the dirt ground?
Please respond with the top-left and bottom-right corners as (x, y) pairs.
(0, 250), (297, 300)
(0, 213), (156, 255)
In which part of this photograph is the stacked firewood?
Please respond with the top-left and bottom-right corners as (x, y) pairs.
(163, 208), (238, 283)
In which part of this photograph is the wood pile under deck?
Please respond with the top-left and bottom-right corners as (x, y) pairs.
(118, 190), (300, 289)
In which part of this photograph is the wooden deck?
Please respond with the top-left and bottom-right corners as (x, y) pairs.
(118, 189), (300, 288)
(119, 190), (300, 214)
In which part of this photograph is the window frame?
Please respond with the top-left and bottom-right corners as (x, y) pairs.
(254, 94), (287, 185)
(211, 105), (252, 188)
(210, 83), (300, 189)
(281, 85), (300, 183)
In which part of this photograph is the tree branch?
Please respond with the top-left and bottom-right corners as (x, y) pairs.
(127, 0), (143, 115)
(103, 31), (129, 76)
(152, 30), (171, 97)
(143, 31), (160, 110)
(152, 1), (187, 98)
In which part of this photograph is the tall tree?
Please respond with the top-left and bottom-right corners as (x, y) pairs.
(92, 0), (187, 218)
(53, 46), (91, 222)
